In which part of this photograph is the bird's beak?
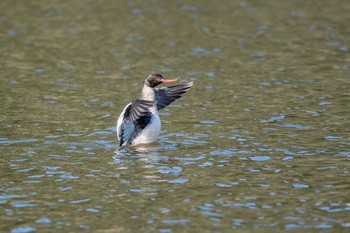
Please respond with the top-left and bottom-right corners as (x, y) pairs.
(162, 78), (178, 83)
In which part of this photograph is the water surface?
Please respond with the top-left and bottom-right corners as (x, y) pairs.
(1, 0), (350, 232)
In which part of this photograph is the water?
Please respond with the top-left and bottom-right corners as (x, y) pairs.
(1, 0), (350, 232)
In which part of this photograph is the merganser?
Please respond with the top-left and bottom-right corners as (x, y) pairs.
(116, 73), (193, 147)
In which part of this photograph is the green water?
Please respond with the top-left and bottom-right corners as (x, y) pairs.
(1, 0), (350, 232)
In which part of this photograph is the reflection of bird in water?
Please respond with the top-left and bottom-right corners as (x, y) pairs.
(117, 73), (193, 147)
(112, 143), (173, 189)
(113, 143), (162, 161)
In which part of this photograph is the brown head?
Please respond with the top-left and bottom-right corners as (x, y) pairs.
(144, 73), (178, 88)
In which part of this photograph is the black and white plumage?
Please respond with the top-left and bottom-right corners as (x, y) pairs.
(117, 73), (193, 147)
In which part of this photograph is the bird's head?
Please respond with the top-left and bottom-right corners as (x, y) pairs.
(144, 73), (178, 88)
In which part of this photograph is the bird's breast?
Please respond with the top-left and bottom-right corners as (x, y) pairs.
(131, 111), (161, 145)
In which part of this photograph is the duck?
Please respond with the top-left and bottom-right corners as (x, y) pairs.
(116, 73), (193, 147)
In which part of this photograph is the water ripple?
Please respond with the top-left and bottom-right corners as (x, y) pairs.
(168, 178), (189, 184)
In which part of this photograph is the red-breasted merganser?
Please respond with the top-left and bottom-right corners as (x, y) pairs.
(117, 73), (193, 147)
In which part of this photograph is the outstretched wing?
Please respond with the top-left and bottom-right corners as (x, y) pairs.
(117, 99), (155, 146)
(155, 82), (193, 110)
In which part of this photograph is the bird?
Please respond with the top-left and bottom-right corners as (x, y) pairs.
(116, 73), (193, 147)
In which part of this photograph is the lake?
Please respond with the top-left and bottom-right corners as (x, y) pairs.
(1, 0), (349, 232)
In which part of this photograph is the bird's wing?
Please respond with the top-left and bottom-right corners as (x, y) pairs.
(155, 82), (193, 110)
(117, 99), (155, 146)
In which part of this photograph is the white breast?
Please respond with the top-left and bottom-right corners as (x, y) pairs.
(131, 104), (161, 145)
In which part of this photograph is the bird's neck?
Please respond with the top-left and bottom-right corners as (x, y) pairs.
(140, 85), (156, 101)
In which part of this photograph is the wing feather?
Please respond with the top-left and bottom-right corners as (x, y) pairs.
(117, 100), (155, 146)
(155, 82), (193, 110)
